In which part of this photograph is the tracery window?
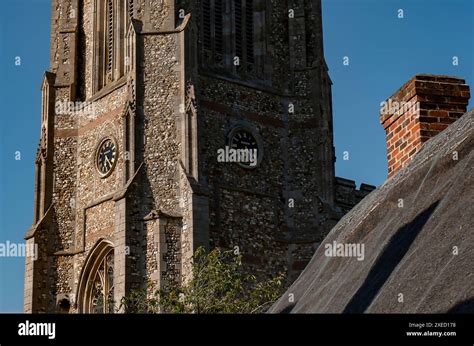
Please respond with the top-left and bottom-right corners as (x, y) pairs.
(78, 241), (115, 313)
(87, 249), (114, 313)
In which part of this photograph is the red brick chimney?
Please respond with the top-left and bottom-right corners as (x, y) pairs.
(380, 74), (470, 177)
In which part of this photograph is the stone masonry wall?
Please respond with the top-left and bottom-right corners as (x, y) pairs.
(190, 0), (335, 281)
(141, 34), (181, 212)
(195, 76), (332, 280)
(136, 31), (184, 291)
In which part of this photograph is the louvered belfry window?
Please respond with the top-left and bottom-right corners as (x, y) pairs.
(234, 0), (243, 60)
(234, 0), (255, 71)
(94, 0), (134, 93)
(106, 0), (114, 81)
(245, 0), (254, 64)
(214, 0), (224, 56)
(201, 0), (258, 75)
(203, 0), (212, 50)
(128, 0), (134, 18)
(202, 0), (225, 66)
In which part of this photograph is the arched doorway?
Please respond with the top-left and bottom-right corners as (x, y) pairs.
(77, 240), (115, 313)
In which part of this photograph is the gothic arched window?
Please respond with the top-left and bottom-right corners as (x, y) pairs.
(77, 240), (115, 313)
(93, 0), (134, 93)
(88, 249), (114, 313)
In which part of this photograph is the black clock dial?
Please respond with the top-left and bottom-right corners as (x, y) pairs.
(96, 138), (117, 177)
(231, 130), (258, 150)
(230, 129), (260, 168)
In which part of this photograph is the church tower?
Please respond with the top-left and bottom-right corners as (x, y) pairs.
(24, 0), (337, 313)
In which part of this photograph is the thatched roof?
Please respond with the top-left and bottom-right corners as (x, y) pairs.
(270, 110), (473, 313)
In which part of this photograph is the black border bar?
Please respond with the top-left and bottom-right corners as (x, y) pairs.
(0, 313), (472, 345)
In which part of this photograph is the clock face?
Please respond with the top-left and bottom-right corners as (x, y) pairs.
(230, 128), (260, 168)
(96, 138), (117, 177)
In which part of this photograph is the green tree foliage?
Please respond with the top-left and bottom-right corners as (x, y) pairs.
(120, 247), (285, 313)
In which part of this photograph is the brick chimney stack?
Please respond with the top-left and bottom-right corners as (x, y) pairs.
(380, 74), (470, 177)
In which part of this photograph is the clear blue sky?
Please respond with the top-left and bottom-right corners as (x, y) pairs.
(0, 0), (472, 312)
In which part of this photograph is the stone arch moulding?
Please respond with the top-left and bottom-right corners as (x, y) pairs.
(76, 239), (115, 313)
